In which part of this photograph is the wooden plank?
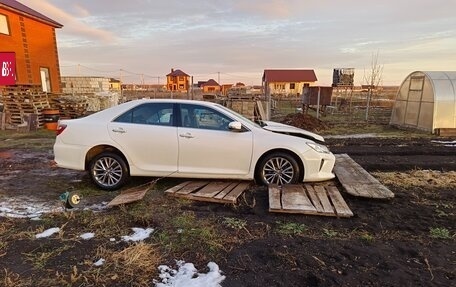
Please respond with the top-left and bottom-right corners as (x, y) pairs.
(313, 185), (334, 214)
(304, 185), (324, 213)
(193, 181), (232, 198)
(165, 180), (249, 204)
(214, 182), (239, 200)
(326, 185), (353, 217)
(268, 184), (282, 210)
(335, 154), (394, 199)
(175, 181), (209, 195)
(223, 182), (250, 202)
(281, 185), (316, 212)
(256, 101), (266, 120)
(435, 128), (456, 136)
(173, 193), (236, 204)
(107, 187), (148, 207)
(164, 181), (192, 194)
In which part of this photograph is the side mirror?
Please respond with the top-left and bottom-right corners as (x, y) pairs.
(228, 121), (242, 131)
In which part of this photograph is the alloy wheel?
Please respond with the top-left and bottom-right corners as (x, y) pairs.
(262, 156), (295, 185)
(92, 156), (124, 188)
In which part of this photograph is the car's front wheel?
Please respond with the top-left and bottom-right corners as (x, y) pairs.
(255, 152), (301, 185)
(89, 152), (129, 190)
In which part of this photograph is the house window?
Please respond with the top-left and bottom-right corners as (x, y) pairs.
(0, 14), (10, 35)
(290, 83), (295, 89)
(179, 76), (184, 81)
(274, 84), (285, 90)
(40, 67), (51, 92)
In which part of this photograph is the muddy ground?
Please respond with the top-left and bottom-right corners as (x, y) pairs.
(0, 136), (455, 286)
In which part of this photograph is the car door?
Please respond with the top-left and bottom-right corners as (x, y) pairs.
(177, 103), (253, 175)
(108, 102), (178, 174)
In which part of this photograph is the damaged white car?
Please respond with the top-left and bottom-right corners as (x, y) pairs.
(53, 99), (335, 190)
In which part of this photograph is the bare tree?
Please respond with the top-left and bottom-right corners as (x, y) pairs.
(363, 51), (384, 121)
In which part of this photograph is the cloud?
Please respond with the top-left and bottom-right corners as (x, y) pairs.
(27, 0), (115, 43)
(22, 0), (456, 86)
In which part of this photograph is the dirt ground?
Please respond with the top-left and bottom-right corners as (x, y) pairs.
(0, 135), (455, 286)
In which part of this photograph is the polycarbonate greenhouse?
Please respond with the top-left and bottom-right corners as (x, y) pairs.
(390, 71), (456, 133)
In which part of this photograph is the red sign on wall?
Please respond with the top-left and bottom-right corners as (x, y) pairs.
(0, 52), (16, 85)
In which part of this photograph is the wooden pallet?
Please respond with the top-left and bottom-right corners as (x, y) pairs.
(334, 154), (394, 199)
(165, 180), (251, 204)
(435, 128), (456, 137)
(269, 184), (353, 217)
(1, 86), (51, 127)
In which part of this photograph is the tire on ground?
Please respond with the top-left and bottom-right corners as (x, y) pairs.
(255, 151), (301, 185)
(89, 152), (129, 190)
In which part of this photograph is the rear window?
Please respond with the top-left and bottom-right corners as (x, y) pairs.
(113, 103), (174, 126)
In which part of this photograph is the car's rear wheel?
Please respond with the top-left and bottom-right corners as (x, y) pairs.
(255, 152), (301, 185)
(89, 152), (129, 190)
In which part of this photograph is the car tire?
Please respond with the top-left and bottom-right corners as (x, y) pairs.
(89, 152), (129, 190)
(255, 152), (301, 185)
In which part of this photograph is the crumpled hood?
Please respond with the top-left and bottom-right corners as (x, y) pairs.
(262, 121), (325, 142)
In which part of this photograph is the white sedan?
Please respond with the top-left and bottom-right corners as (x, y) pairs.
(53, 99), (335, 190)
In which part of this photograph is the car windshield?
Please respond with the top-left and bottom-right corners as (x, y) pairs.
(216, 104), (264, 128)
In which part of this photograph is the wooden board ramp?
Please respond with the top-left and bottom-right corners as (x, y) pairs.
(165, 180), (251, 204)
(269, 184), (353, 217)
(107, 185), (151, 207)
(334, 154), (394, 199)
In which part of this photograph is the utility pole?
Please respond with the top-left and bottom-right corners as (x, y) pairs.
(218, 72), (220, 84)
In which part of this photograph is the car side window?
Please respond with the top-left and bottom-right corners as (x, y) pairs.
(114, 103), (174, 126)
(180, 104), (232, 131)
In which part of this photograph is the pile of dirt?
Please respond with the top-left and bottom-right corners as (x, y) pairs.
(280, 113), (329, 132)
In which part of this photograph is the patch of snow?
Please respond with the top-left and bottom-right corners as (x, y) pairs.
(93, 258), (105, 266)
(0, 198), (63, 218)
(83, 202), (108, 212)
(36, 227), (60, 238)
(0, 196), (110, 219)
(110, 238), (116, 242)
(431, 140), (456, 147)
(121, 227), (154, 242)
(80, 232), (95, 240)
(154, 261), (225, 287)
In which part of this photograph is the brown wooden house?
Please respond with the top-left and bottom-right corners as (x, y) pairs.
(0, 0), (63, 92)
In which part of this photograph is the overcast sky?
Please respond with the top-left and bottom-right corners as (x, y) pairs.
(27, 0), (456, 86)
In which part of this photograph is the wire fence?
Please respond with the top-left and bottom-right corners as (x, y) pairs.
(270, 88), (397, 124)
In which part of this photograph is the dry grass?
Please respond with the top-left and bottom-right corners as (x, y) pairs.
(1, 269), (31, 287)
(92, 243), (162, 285)
(372, 170), (456, 189)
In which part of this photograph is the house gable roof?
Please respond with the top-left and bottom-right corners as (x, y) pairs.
(0, 0), (63, 28)
(262, 69), (317, 82)
(166, 69), (189, 77)
(201, 79), (219, 87)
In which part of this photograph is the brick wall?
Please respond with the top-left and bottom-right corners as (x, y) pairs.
(61, 77), (110, 94)
(0, 7), (61, 92)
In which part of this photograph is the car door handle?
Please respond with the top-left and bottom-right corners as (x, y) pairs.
(179, 133), (194, 139)
(112, 128), (126, 134)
